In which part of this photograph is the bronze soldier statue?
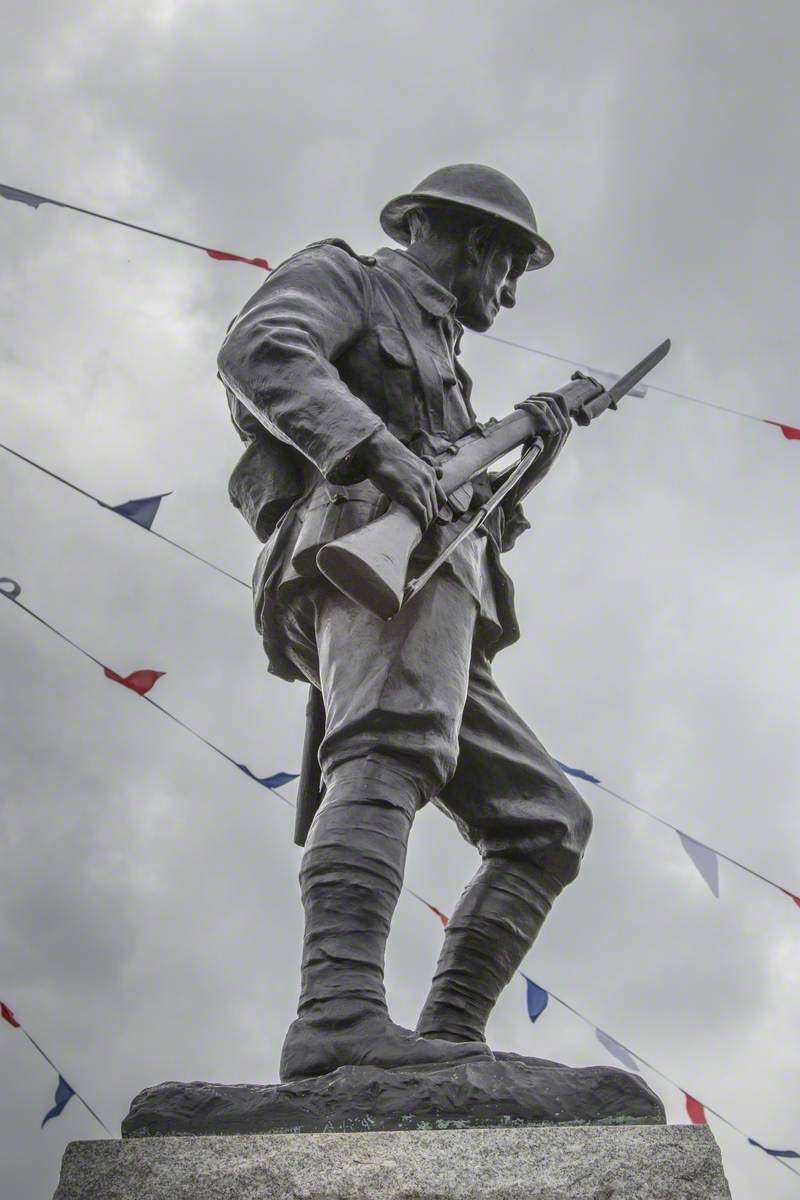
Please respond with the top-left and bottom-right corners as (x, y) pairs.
(217, 164), (593, 1083)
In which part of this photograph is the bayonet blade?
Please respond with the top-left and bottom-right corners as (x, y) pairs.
(603, 338), (671, 408)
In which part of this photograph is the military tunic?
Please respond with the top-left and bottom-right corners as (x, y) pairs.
(218, 241), (591, 885)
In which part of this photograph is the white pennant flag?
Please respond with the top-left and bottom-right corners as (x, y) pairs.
(595, 1029), (640, 1072)
(677, 832), (720, 897)
(586, 366), (648, 398)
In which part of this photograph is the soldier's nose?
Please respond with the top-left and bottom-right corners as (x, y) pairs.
(500, 282), (516, 309)
(501, 282), (520, 307)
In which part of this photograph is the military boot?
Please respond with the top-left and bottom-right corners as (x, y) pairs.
(416, 858), (559, 1044)
(280, 794), (493, 1081)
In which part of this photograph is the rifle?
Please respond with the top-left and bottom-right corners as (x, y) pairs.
(316, 339), (671, 620)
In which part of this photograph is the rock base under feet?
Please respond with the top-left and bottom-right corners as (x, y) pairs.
(122, 1056), (666, 1137)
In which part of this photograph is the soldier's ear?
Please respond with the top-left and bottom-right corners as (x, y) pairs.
(464, 225), (487, 266)
(465, 224), (499, 267)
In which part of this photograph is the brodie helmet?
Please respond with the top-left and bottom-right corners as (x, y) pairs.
(380, 163), (554, 270)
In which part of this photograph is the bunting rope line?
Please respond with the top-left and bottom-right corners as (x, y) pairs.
(0, 579), (296, 804)
(3, 438), (798, 912)
(0, 441), (249, 589)
(0, 183), (271, 271)
(2, 178), (799, 439)
(0, 1001), (112, 1135)
(406, 892), (800, 1180)
(482, 334), (800, 441)
(2, 584), (797, 1175)
(555, 762), (800, 911)
(4, 178), (799, 1181)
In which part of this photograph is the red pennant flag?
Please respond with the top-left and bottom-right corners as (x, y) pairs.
(782, 889), (800, 909)
(1, 1001), (21, 1028)
(765, 420), (800, 440)
(103, 667), (165, 696)
(685, 1093), (707, 1124)
(426, 902), (450, 927)
(205, 249), (271, 270)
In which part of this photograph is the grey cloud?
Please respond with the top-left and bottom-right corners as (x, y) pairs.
(2, 2), (799, 1197)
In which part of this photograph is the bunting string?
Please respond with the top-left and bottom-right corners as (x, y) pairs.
(1, 1001), (112, 1135)
(482, 334), (800, 441)
(4, 177), (799, 1187)
(2, 427), (797, 911)
(407, 892), (800, 1179)
(0, 441), (249, 588)
(556, 761), (800, 910)
(2, 584), (797, 1176)
(0, 580), (296, 804)
(2, 178), (799, 439)
(0, 183), (271, 271)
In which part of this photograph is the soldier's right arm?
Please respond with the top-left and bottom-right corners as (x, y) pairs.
(217, 242), (384, 486)
(218, 242), (445, 526)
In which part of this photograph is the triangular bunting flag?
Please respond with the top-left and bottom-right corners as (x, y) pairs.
(425, 901), (450, 927)
(765, 420), (800, 441)
(677, 832), (720, 897)
(41, 1075), (76, 1127)
(523, 975), (549, 1024)
(782, 889), (800, 909)
(237, 765), (299, 789)
(748, 1138), (800, 1159)
(595, 1029), (640, 1072)
(206, 249), (271, 270)
(103, 667), (165, 696)
(554, 760), (600, 784)
(0, 184), (54, 210)
(685, 1093), (707, 1125)
(110, 493), (171, 530)
(586, 366), (647, 399)
(1, 1001), (21, 1028)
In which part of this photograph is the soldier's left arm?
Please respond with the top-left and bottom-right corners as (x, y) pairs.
(493, 392), (573, 550)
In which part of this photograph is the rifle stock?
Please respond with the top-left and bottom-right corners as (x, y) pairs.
(317, 406), (542, 617)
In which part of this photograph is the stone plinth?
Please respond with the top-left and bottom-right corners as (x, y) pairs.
(53, 1125), (731, 1199)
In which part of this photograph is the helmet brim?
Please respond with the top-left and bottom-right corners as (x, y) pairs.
(379, 192), (554, 271)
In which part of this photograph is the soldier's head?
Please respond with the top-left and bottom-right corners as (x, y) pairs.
(403, 205), (531, 331)
(380, 164), (553, 333)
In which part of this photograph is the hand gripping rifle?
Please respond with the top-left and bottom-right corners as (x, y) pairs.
(316, 339), (671, 621)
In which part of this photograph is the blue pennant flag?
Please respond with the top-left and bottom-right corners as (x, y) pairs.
(237, 765), (299, 790)
(748, 1138), (800, 1159)
(0, 184), (52, 209)
(555, 760), (600, 785)
(110, 493), (171, 530)
(522, 975), (549, 1024)
(41, 1075), (75, 1127)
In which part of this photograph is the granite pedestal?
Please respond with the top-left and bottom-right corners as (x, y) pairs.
(53, 1124), (731, 1199)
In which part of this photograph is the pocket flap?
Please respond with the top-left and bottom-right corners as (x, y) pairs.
(376, 325), (413, 367)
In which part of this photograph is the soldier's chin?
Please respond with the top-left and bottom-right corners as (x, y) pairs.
(460, 307), (495, 332)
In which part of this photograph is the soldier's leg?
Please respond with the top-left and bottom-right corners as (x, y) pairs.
(276, 576), (493, 1080)
(417, 647), (593, 1044)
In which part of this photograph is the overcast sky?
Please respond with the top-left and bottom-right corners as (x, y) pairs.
(1, 2), (799, 1197)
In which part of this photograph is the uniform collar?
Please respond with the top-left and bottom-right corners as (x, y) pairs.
(374, 247), (458, 319)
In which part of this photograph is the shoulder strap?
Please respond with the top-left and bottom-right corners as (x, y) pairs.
(302, 236), (377, 267)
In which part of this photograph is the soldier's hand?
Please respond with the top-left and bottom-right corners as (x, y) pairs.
(525, 392), (572, 454)
(522, 392), (572, 475)
(362, 428), (447, 528)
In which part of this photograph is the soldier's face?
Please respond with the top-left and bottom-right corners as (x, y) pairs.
(455, 243), (526, 332)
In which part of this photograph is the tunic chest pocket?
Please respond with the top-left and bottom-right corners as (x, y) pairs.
(375, 325), (442, 438)
(432, 354), (473, 440)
